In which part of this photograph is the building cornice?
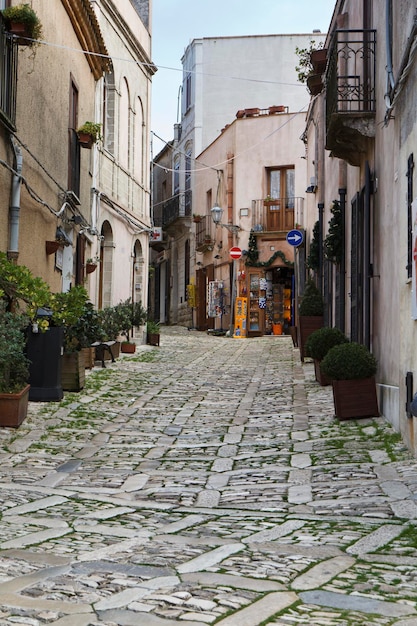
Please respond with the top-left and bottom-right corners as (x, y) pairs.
(62, 0), (110, 79)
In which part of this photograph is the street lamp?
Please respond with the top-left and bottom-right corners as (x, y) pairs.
(211, 204), (241, 234)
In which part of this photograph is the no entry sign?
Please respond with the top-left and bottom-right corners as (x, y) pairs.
(229, 246), (242, 260)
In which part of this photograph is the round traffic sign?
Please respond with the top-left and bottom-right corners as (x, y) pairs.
(286, 229), (304, 247)
(229, 246), (242, 260)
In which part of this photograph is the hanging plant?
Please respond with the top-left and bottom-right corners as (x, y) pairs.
(306, 220), (320, 271)
(324, 200), (343, 264)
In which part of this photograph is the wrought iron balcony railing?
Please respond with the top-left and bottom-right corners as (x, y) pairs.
(326, 29), (376, 120)
(251, 197), (304, 233)
(195, 215), (214, 252)
(154, 189), (192, 228)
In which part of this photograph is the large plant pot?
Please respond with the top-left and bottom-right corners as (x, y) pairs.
(332, 377), (379, 421)
(298, 316), (323, 362)
(27, 327), (64, 401)
(147, 333), (160, 347)
(121, 342), (136, 354)
(314, 359), (331, 386)
(0, 385), (30, 428)
(81, 347), (95, 369)
(62, 352), (85, 392)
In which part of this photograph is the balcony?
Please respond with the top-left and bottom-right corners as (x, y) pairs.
(326, 29), (376, 166)
(251, 197), (304, 233)
(0, 16), (18, 129)
(154, 190), (192, 229)
(195, 216), (214, 252)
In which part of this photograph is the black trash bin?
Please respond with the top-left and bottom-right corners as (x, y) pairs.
(26, 308), (64, 401)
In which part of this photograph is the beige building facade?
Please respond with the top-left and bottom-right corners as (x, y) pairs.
(302, 0), (417, 453)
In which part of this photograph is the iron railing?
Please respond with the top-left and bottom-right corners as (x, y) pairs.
(0, 16), (18, 129)
(251, 197), (304, 232)
(154, 190), (192, 228)
(326, 29), (376, 124)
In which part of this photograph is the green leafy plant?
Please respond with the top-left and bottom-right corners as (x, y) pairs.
(324, 200), (343, 264)
(50, 286), (90, 352)
(0, 252), (51, 326)
(98, 306), (120, 341)
(0, 301), (30, 393)
(306, 220), (320, 271)
(2, 3), (42, 43)
(295, 40), (324, 83)
(77, 121), (102, 142)
(305, 326), (349, 361)
(321, 342), (378, 380)
(146, 319), (160, 334)
(299, 280), (324, 316)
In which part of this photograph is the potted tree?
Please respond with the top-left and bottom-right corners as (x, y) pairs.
(0, 302), (31, 427)
(298, 280), (324, 361)
(321, 342), (379, 421)
(2, 3), (42, 46)
(51, 286), (90, 392)
(295, 40), (325, 96)
(305, 326), (349, 386)
(97, 306), (121, 361)
(146, 320), (160, 346)
(76, 122), (102, 149)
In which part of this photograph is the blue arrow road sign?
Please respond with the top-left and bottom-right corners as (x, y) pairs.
(286, 229), (304, 247)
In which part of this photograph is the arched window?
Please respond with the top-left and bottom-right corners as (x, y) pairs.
(103, 68), (115, 154)
(134, 96), (144, 184)
(119, 77), (130, 169)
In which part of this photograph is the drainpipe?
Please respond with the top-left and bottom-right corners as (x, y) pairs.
(338, 187), (346, 334)
(8, 138), (23, 261)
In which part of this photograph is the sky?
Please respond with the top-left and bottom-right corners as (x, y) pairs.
(150, 0), (336, 153)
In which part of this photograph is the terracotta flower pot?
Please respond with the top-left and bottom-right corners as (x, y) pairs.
(0, 385), (30, 428)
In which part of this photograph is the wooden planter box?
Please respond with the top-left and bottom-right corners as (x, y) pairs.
(0, 385), (30, 428)
(332, 377), (379, 421)
(314, 359), (331, 386)
(81, 347), (95, 369)
(121, 342), (136, 354)
(298, 316), (324, 361)
(62, 352), (85, 392)
(147, 333), (160, 346)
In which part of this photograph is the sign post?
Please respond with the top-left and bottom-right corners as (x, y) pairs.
(229, 247), (242, 336)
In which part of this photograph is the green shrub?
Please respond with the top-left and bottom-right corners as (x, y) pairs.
(321, 342), (377, 380)
(299, 281), (324, 316)
(305, 326), (349, 361)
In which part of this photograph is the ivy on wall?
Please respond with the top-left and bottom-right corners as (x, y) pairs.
(324, 200), (343, 264)
(306, 220), (320, 271)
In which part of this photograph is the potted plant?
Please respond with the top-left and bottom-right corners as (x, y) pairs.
(146, 319), (160, 346)
(76, 121), (102, 149)
(305, 326), (349, 386)
(0, 301), (31, 427)
(295, 40), (325, 96)
(114, 299), (140, 353)
(298, 280), (324, 362)
(85, 256), (99, 274)
(321, 342), (379, 421)
(2, 3), (42, 46)
(192, 214), (202, 223)
(50, 286), (91, 391)
(97, 306), (121, 360)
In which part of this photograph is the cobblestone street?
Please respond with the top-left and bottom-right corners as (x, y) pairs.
(0, 327), (417, 625)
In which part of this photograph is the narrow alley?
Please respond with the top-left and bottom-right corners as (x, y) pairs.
(0, 328), (416, 626)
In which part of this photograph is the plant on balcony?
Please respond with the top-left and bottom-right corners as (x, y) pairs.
(295, 40), (325, 95)
(324, 200), (343, 264)
(2, 3), (42, 46)
(77, 122), (102, 148)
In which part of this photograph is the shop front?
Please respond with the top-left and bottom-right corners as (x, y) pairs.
(238, 265), (293, 337)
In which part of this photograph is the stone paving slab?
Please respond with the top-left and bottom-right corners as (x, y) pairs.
(0, 329), (416, 624)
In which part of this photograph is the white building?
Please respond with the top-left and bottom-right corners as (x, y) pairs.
(152, 33), (325, 326)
